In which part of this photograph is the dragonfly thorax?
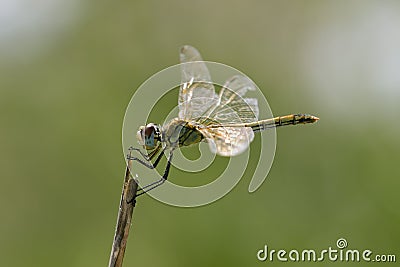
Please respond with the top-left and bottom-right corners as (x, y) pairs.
(162, 118), (204, 148)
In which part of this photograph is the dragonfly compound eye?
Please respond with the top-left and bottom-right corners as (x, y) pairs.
(143, 124), (158, 150)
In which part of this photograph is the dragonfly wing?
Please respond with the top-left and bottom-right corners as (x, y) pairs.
(199, 75), (259, 124)
(179, 45), (218, 120)
(222, 75), (259, 120)
(199, 126), (254, 157)
(196, 75), (259, 156)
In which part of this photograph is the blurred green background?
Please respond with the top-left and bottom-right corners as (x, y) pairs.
(1, 1), (399, 266)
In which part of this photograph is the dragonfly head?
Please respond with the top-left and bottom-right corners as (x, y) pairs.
(137, 123), (161, 150)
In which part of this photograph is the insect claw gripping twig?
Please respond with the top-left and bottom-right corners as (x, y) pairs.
(126, 195), (137, 205)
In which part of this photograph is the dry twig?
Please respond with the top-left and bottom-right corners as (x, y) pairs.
(108, 155), (138, 267)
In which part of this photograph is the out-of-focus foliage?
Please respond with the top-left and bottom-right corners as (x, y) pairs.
(0, 1), (399, 266)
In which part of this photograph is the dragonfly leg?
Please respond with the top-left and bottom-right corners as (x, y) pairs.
(135, 179), (166, 198)
(127, 156), (154, 169)
(128, 145), (161, 162)
(129, 151), (173, 202)
(126, 146), (165, 170)
(128, 146), (151, 161)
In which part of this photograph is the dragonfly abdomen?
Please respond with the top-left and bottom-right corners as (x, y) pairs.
(250, 114), (319, 132)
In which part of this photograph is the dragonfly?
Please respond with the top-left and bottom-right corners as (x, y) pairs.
(128, 45), (319, 198)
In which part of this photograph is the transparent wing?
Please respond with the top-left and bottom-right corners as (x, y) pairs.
(178, 45), (218, 120)
(197, 75), (259, 156)
(199, 125), (254, 157)
(198, 75), (259, 124)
